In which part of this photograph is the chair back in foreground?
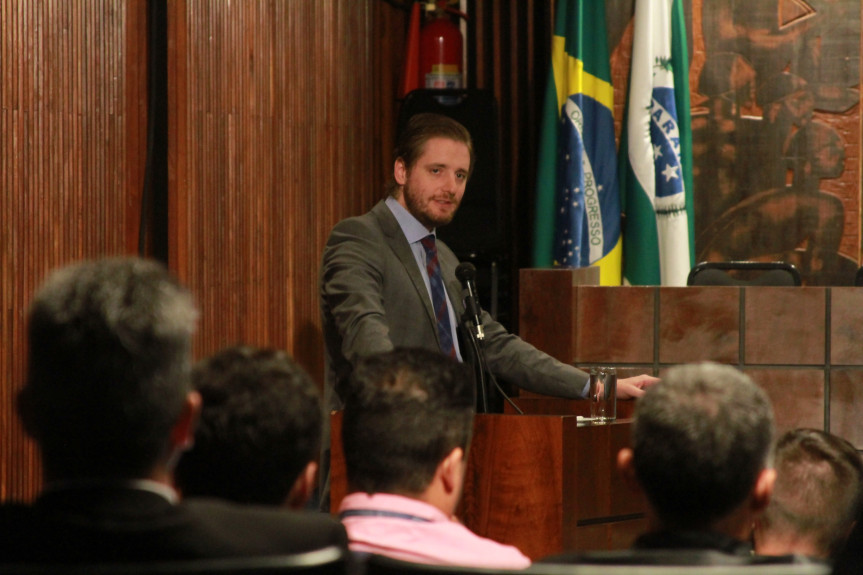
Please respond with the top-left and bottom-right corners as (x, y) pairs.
(361, 554), (525, 575)
(360, 553), (830, 575)
(687, 261), (802, 286)
(528, 563), (829, 575)
(533, 548), (830, 575)
(0, 546), (349, 575)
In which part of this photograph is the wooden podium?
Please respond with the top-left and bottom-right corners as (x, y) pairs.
(329, 407), (646, 561)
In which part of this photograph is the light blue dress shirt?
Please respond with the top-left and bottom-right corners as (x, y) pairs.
(385, 196), (463, 361)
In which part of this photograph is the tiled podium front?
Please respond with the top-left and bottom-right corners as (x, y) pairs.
(519, 269), (863, 448)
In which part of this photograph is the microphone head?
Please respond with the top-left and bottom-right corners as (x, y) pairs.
(455, 262), (476, 283)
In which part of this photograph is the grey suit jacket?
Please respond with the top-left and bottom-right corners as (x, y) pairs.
(320, 200), (588, 409)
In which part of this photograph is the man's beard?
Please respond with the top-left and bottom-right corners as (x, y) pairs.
(403, 184), (459, 229)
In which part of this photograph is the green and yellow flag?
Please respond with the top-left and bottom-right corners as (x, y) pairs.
(532, 0), (622, 285)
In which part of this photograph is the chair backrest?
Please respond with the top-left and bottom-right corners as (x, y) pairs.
(361, 553), (523, 575)
(687, 261), (802, 286)
(854, 266), (863, 286)
(0, 546), (349, 575)
(527, 562), (830, 575)
(359, 552), (830, 575)
(531, 550), (830, 575)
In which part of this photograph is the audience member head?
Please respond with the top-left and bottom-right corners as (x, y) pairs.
(387, 112), (475, 197)
(18, 257), (199, 483)
(175, 345), (323, 508)
(754, 428), (863, 558)
(617, 362), (775, 539)
(342, 347), (475, 512)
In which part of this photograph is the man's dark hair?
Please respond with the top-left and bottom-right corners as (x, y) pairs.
(387, 112), (475, 196)
(18, 257), (198, 480)
(342, 347), (475, 495)
(762, 428), (863, 557)
(174, 345), (323, 505)
(631, 362), (775, 530)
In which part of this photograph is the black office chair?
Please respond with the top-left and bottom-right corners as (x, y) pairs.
(687, 261), (802, 287)
(0, 546), (350, 575)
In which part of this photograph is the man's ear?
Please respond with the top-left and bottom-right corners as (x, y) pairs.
(750, 468), (776, 515)
(440, 447), (465, 494)
(394, 158), (408, 186)
(170, 390), (201, 452)
(285, 461), (319, 510)
(617, 448), (642, 495)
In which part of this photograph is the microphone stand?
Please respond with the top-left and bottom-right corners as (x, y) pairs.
(462, 319), (489, 413)
(461, 313), (523, 415)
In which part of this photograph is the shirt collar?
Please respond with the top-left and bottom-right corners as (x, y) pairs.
(385, 196), (434, 245)
(339, 491), (449, 523)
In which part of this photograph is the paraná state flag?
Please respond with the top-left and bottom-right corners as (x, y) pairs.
(620, 0), (694, 286)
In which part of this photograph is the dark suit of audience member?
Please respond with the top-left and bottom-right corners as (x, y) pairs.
(175, 345), (322, 509)
(753, 428), (863, 560)
(0, 257), (347, 564)
(832, 504), (863, 575)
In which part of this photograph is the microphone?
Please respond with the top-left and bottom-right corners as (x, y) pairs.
(455, 262), (484, 341)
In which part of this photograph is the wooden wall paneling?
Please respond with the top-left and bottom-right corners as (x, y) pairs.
(0, 0), (148, 501)
(126, 1), (148, 257)
(520, 274), (863, 448)
(168, 1), (385, 385)
(374, 2), (408, 199)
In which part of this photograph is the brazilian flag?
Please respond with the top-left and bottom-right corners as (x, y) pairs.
(532, 0), (622, 286)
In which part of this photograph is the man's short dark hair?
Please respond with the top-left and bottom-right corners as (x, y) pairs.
(631, 362), (775, 530)
(388, 113), (475, 196)
(18, 257), (198, 480)
(763, 428), (863, 557)
(342, 347), (475, 495)
(174, 346), (323, 505)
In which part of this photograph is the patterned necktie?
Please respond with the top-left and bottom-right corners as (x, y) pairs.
(420, 235), (456, 358)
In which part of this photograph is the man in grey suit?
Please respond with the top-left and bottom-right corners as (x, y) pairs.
(320, 112), (656, 411)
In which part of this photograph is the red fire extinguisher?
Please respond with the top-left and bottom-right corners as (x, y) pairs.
(419, 1), (466, 89)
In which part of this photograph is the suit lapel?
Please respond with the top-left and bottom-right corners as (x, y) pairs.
(371, 201), (438, 330)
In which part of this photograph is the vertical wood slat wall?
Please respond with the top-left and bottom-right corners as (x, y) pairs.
(0, 0), (147, 501)
(0, 0), (534, 500)
(168, 1), (400, 382)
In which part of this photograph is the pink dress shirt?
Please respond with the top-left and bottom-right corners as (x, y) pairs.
(338, 492), (531, 569)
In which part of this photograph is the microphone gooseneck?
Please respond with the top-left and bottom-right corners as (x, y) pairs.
(455, 262), (484, 341)
(455, 261), (522, 415)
